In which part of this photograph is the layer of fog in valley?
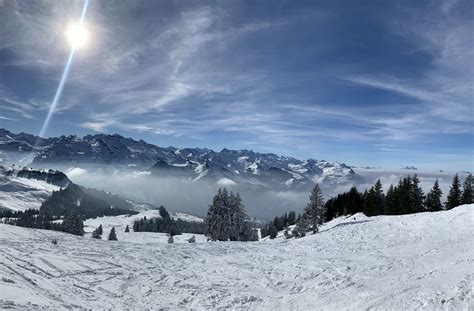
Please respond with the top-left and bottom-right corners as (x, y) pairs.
(61, 165), (467, 221)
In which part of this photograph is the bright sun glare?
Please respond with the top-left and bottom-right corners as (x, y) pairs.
(65, 23), (88, 48)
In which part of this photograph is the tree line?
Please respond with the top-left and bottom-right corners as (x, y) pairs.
(261, 211), (298, 239)
(262, 173), (472, 239)
(133, 206), (206, 236)
(1, 183), (137, 236)
(324, 173), (472, 222)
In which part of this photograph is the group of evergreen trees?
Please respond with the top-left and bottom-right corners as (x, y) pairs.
(261, 184), (328, 239)
(62, 213), (85, 236)
(324, 173), (472, 222)
(1, 183), (138, 236)
(324, 187), (363, 221)
(261, 173), (472, 240)
(40, 184), (138, 220)
(91, 224), (123, 240)
(1, 209), (85, 236)
(133, 206), (206, 236)
(446, 174), (472, 209)
(260, 211), (297, 239)
(205, 188), (258, 241)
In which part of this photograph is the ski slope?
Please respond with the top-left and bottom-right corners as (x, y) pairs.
(1, 205), (473, 310)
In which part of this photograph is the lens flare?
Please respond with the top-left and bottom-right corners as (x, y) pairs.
(37, 0), (90, 140)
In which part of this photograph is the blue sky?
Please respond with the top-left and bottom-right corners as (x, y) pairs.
(0, 0), (472, 170)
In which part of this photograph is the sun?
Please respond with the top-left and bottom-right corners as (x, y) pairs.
(65, 23), (88, 48)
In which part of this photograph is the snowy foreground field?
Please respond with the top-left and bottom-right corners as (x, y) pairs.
(1, 205), (473, 310)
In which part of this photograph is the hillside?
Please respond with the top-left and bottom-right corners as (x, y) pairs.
(1, 205), (472, 309)
(0, 166), (64, 211)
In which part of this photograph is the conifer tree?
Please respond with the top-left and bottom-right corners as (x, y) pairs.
(125, 225), (130, 232)
(302, 183), (325, 234)
(273, 216), (282, 231)
(324, 198), (336, 222)
(98, 224), (103, 235)
(461, 174), (472, 204)
(108, 227), (117, 240)
(62, 213), (84, 236)
(411, 174), (425, 212)
(92, 228), (102, 239)
(385, 184), (399, 215)
(399, 177), (412, 214)
(346, 187), (364, 215)
(446, 174), (462, 209)
(364, 180), (385, 216)
(206, 188), (257, 241)
(287, 211), (296, 225)
(425, 179), (443, 212)
(293, 214), (307, 238)
(268, 223), (278, 239)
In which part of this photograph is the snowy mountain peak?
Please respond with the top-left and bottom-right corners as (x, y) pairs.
(0, 129), (359, 190)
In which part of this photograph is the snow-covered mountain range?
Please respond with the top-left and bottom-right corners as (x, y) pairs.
(0, 129), (359, 190)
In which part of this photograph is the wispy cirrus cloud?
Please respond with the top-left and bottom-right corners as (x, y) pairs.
(341, 0), (473, 136)
(0, 0), (472, 169)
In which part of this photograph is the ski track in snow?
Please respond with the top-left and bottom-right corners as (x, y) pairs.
(0, 205), (473, 310)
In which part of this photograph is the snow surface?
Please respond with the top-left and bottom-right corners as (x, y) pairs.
(1, 205), (473, 309)
(83, 211), (205, 244)
(0, 176), (59, 211)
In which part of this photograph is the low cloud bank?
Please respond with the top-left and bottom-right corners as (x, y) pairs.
(64, 166), (468, 221)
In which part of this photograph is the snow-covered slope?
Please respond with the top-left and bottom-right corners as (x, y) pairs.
(83, 210), (205, 244)
(0, 175), (59, 211)
(1, 205), (472, 309)
(0, 166), (66, 211)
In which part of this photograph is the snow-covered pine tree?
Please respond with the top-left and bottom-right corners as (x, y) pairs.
(446, 174), (462, 209)
(125, 225), (130, 232)
(302, 183), (326, 234)
(461, 173), (472, 204)
(108, 227), (117, 240)
(206, 188), (257, 241)
(98, 224), (103, 235)
(425, 179), (443, 212)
